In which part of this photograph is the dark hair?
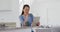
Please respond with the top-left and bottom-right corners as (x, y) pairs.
(21, 4), (30, 15)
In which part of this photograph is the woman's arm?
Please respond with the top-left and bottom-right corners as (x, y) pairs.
(29, 14), (34, 26)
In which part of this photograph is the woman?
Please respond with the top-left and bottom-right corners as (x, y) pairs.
(19, 4), (34, 27)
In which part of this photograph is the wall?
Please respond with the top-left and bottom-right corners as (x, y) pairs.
(31, 0), (60, 26)
(48, 0), (60, 26)
(0, 0), (20, 27)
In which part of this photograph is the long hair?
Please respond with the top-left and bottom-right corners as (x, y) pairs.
(21, 4), (30, 15)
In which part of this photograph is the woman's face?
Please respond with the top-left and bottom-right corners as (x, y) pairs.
(23, 7), (30, 15)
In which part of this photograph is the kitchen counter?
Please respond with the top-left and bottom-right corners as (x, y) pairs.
(0, 26), (60, 32)
(0, 26), (38, 31)
(0, 26), (38, 32)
